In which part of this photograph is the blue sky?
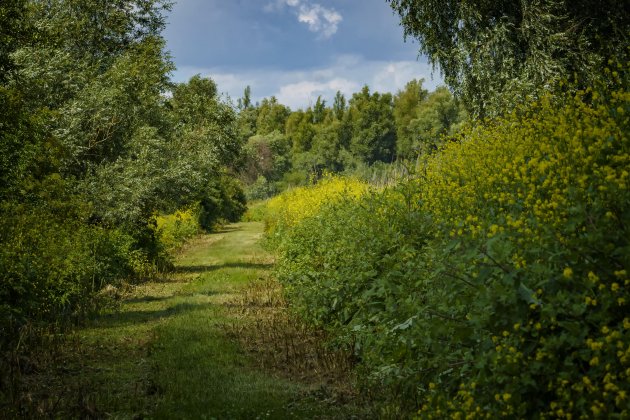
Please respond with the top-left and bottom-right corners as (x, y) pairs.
(164, 0), (442, 109)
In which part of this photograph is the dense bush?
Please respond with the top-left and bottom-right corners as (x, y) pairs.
(0, 201), (138, 339)
(268, 78), (630, 417)
(0, 1), (245, 357)
(414, 79), (630, 418)
(198, 173), (247, 230)
(154, 206), (201, 252)
(262, 175), (368, 248)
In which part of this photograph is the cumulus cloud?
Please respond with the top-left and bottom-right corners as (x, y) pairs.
(172, 55), (441, 110)
(267, 0), (342, 39)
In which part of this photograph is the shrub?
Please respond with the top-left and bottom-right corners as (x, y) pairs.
(263, 174), (368, 248)
(275, 185), (434, 411)
(242, 200), (269, 222)
(199, 174), (247, 230)
(0, 201), (137, 345)
(414, 81), (630, 418)
(245, 175), (277, 201)
(269, 77), (630, 418)
(154, 205), (201, 252)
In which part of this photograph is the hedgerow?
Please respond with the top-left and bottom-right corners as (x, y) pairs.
(267, 75), (630, 417)
(414, 77), (630, 418)
(0, 199), (138, 338)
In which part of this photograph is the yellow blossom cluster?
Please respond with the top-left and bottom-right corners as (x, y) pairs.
(413, 83), (630, 418)
(153, 206), (200, 251)
(263, 175), (368, 239)
(422, 90), (629, 254)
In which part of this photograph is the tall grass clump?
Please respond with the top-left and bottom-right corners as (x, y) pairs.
(269, 74), (630, 418)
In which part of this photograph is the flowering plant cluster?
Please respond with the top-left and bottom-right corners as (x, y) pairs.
(414, 76), (629, 418)
(266, 73), (629, 417)
(262, 175), (368, 247)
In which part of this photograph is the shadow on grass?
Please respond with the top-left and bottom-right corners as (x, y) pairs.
(125, 295), (172, 304)
(173, 262), (273, 274)
(94, 302), (212, 330)
(211, 225), (242, 234)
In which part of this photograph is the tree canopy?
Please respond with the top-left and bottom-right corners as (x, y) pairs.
(387, 0), (630, 116)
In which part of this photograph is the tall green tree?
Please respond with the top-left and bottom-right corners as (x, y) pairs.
(286, 109), (316, 154)
(408, 86), (466, 155)
(237, 85), (252, 110)
(332, 91), (346, 120)
(312, 96), (327, 124)
(346, 86), (397, 164)
(387, 0), (630, 117)
(256, 96), (290, 135)
(393, 79), (428, 158)
(170, 75), (240, 166)
(0, 0), (243, 345)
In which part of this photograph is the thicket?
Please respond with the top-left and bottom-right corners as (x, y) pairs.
(265, 75), (630, 417)
(0, 0), (245, 376)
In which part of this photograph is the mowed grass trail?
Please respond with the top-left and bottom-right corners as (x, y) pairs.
(51, 221), (363, 419)
(148, 222), (302, 419)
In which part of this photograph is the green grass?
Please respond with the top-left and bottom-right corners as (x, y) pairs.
(28, 222), (365, 419)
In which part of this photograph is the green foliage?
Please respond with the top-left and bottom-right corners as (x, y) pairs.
(242, 200), (270, 222)
(0, 0), (244, 357)
(268, 77), (630, 417)
(246, 175), (278, 201)
(394, 83), (467, 158)
(237, 82), (469, 193)
(405, 87), (467, 156)
(198, 173), (247, 230)
(170, 74), (241, 166)
(286, 109), (315, 154)
(0, 200), (138, 335)
(274, 185), (435, 412)
(154, 206), (201, 252)
(414, 78), (630, 418)
(241, 131), (291, 184)
(347, 85), (397, 164)
(393, 79), (428, 158)
(0, 0), (27, 82)
(332, 90), (346, 120)
(387, 0), (630, 117)
(256, 96), (291, 135)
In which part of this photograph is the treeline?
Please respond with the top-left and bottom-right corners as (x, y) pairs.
(0, 0), (245, 364)
(260, 0), (630, 418)
(236, 82), (466, 198)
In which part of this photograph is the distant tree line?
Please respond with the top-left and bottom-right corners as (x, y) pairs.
(237, 81), (467, 199)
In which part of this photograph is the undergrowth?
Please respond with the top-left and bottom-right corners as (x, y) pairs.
(265, 76), (630, 418)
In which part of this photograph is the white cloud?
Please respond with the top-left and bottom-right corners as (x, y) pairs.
(266, 0), (342, 39)
(172, 55), (441, 110)
(275, 78), (360, 108)
(298, 4), (342, 38)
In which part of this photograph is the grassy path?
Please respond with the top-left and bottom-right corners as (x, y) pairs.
(49, 222), (362, 419)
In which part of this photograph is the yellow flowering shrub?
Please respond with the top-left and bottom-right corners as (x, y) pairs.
(413, 81), (630, 417)
(263, 175), (368, 246)
(269, 74), (629, 418)
(153, 205), (201, 251)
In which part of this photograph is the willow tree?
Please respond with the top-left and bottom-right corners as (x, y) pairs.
(387, 0), (630, 117)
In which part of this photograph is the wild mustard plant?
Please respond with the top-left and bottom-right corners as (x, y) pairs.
(263, 175), (368, 247)
(154, 206), (201, 251)
(415, 80), (629, 417)
(268, 74), (629, 417)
